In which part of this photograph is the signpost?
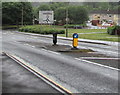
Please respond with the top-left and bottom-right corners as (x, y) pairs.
(39, 11), (54, 24)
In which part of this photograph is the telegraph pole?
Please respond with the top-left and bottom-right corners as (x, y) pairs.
(21, 7), (23, 26)
(66, 6), (68, 37)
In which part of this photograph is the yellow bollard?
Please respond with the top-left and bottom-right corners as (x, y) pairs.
(73, 33), (78, 48)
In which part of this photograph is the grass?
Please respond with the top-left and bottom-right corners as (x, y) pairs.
(59, 32), (120, 42)
(19, 25), (65, 34)
(2, 25), (20, 29)
(68, 29), (107, 33)
(21, 25), (120, 42)
(77, 33), (120, 42)
(3, 25), (119, 42)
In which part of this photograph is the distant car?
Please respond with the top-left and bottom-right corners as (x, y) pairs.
(108, 20), (113, 24)
(102, 22), (111, 27)
(73, 25), (82, 29)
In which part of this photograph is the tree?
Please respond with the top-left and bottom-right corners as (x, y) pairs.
(50, 2), (67, 11)
(54, 5), (88, 25)
(68, 6), (88, 24)
(2, 2), (33, 26)
(21, 2), (33, 25)
(35, 4), (51, 19)
(83, 2), (120, 12)
(37, 4), (51, 11)
(34, 3), (88, 25)
(55, 7), (66, 25)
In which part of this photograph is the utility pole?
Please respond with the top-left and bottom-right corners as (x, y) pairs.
(66, 6), (68, 37)
(21, 7), (23, 26)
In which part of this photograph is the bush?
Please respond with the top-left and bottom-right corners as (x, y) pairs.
(115, 25), (120, 35)
(107, 25), (120, 35)
(19, 25), (65, 34)
(107, 26), (115, 35)
(2, 25), (18, 30)
(64, 24), (87, 29)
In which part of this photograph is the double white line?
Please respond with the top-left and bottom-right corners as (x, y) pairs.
(3, 52), (74, 95)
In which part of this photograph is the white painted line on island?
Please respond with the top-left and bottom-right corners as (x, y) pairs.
(80, 57), (119, 60)
(75, 58), (119, 71)
(31, 46), (35, 48)
(42, 49), (61, 55)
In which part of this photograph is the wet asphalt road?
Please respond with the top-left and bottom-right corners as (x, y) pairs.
(1, 30), (119, 94)
(2, 54), (61, 94)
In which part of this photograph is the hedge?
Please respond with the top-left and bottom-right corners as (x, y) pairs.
(2, 25), (18, 30)
(107, 25), (120, 35)
(64, 24), (87, 29)
(19, 26), (65, 34)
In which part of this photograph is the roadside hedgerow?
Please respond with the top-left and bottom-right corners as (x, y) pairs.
(107, 25), (120, 35)
(64, 24), (87, 29)
(19, 25), (65, 34)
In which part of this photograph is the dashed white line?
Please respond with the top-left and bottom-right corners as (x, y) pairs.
(31, 46), (35, 48)
(33, 37), (38, 38)
(24, 44), (29, 46)
(3, 33), (7, 34)
(42, 49), (61, 55)
(26, 56), (29, 58)
(75, 58), (119, 71)
(12, 37), (15, 39)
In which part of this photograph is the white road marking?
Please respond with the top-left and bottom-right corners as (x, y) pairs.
(12, 37), (15, 39)
(26, 44), (29, 46)
(33, 37), (38, 38)
(42, 49), (61, 55)
(26, 56), (29, 58)
(31, 46), (35, 48)
(26, 37), (32, 39)
(75, 58), (119, 71)
(80, 57), (119, 60)
(4, 52), (76, 93)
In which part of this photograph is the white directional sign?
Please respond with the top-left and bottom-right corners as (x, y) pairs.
(39, 11), (54, 24)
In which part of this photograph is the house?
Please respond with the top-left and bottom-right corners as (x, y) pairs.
(89, 10), (120, 26)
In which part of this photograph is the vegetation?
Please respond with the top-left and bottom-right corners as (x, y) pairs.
(2, 2), (33, 26)
(18, 25), (119, 42)
(54, 6), (88, 25)
(77, 33), (120, 42)
(83, 2), (120, 12)
(2, 25), (19, 29)
(34, 3), (89, 25)
(68, 6), (88, 24)
(107, 26), (120, 35)
(59, 29), (119, 42)
(19, 25), (65, 34)
(64, 24), (87, 28)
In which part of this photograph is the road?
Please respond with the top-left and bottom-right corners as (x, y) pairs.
(2, 54), (62, 94)
(1, 30), (119, 94)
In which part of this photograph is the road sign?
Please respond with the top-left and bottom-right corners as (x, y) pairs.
(73, 33), (78, 38)
(39, 11), (54, 24)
